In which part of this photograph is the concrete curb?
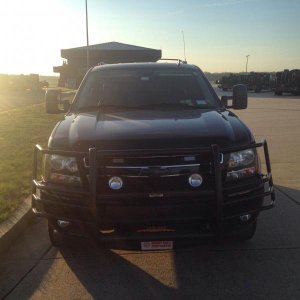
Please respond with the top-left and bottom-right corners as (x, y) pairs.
(0, 196), (33, 254)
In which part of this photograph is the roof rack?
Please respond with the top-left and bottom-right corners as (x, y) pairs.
(158, 58), (188, 66)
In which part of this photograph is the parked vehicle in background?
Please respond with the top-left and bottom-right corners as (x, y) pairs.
(245, 72), (276, 93)
(275, 69), (300, 96)
(0, 73), (49, 92)
(217, 74), (240, 91)
(217, 72), (275, 92)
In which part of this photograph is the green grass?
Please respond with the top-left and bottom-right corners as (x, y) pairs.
(0, 103), (62, 222)
(0, 90), (45, 112)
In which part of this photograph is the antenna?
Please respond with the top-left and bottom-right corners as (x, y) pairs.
(181, 30), (187, 63)
(85, 0), (90, 71)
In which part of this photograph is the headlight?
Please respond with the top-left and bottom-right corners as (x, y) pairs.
(228, 149), (255, 169)
(226, 149), (257, 181)
(44, 154), (81, 186)
(50, 155), (78, 173)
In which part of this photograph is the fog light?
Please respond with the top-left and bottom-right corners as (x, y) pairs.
(57, 220), (70, 228)
(188, 173), (203, 187)
(109, 177), (123, 190)
(226, 166), (256, 182)
(240, 214), (252, 222)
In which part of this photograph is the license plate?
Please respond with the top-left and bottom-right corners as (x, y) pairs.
(141, 241), (173, 250)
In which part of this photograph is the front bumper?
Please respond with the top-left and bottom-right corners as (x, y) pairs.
(32, 141), (275, 240)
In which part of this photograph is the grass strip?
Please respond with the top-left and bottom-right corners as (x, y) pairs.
(0, 103), (62, 222)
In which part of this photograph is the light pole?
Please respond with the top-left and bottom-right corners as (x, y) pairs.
(85, 0), (90, 71)
(246, 55), (250, 73)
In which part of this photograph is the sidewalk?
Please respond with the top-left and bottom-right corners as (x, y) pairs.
(0, 197), (33, 254)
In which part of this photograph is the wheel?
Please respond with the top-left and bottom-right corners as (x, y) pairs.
(234, 221), (257, 241)
(275, 91), (282, 96)
(48, 220), (64, 247)
(45, 89), (60, 113)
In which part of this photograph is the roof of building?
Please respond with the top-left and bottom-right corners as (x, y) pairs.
(62, 42), (160, 52)
(60, 41), (162, 65)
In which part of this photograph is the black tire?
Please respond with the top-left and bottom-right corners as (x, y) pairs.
(48, 221), (64, 247)
(234, 221), (257, 241)
(45, 89), (60, 114)
(275, 91), (282, 96)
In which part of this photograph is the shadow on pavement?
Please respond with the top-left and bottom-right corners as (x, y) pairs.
(54, 185), (300, 299)
(4, 185), (300, 299)
(0, 218), (54, 300)
(276, 185), (300, 205)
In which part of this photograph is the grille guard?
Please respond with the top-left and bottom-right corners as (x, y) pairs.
(32, 140), (275, 237)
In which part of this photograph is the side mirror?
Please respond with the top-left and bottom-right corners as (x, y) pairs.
(232, 84), (248, 109)
(45, 89), (70, 114)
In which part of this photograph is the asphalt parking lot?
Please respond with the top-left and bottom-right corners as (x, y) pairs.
(1, 91), (300, 300)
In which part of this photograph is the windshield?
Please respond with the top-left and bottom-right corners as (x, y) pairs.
(74, 68), (220, 111)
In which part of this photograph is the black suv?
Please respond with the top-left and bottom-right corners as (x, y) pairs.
(32, 62), (275, 249)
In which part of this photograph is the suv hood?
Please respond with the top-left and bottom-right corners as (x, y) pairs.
(49, 109), (253, 151)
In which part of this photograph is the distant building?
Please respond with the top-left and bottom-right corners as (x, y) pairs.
(53, 42), (162, 88)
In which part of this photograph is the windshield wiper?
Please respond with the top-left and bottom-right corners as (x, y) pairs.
(76, 103), (214, 112)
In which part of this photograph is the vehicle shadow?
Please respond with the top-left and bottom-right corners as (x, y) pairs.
(58, 237), (259, 299)
(57, 185), (300, 299)
(0, 218), (54, 300)
(7, 186), (300, 299)
(60, 243), (180, 300)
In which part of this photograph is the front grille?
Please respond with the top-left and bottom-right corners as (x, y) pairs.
(88, 151), (218, 193)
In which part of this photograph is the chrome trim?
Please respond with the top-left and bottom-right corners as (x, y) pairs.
(160, 174), (188, 178)
(149, 193), (164, 198)
(220, 153), (224, 164)
(160, 164), (200, 169)
(83, 157), (89, 168)
(125, 176), (149, 178)
(107, 175), (150, 178)
(116, 154), (194, 159)
(104, 174), (189, 178)
(105, 163), (200, 170)
(106, 166), (150, 170)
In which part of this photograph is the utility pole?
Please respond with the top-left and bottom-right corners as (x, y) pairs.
(85, 0), (90, 71)
(246, 55), (250, 73)
(181, 30), (187, 63)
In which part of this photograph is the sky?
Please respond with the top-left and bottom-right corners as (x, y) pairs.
(0, 0), (299, 75)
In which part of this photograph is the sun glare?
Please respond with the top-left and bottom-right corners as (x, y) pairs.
(0, 0), (73, 75)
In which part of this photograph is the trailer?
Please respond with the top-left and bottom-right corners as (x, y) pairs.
(274, 69), (300, 96)
(218, 73), (275, 92)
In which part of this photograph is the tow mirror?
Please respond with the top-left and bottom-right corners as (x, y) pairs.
(45, 89), (70, 114)
(232, 84), (248, 109)
(221, 84), (248, 110)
